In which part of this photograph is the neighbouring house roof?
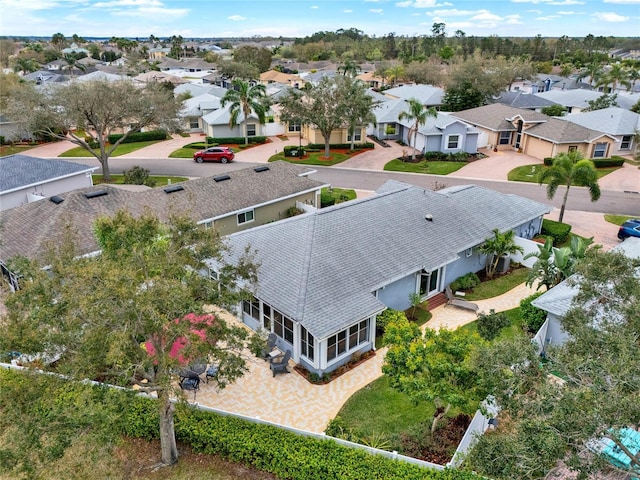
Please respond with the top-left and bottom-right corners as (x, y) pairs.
(525, 117), (613, 144)
(398, 111), (478, 136)
(134, 71), (186, 85)
(371, 98), (411, 124)
(562, 107), (640, 136)
(260, 70), (304, 85)
(0, 155), (97, 194)
(222, 180), (550, 339)
(451, 104), (548, 131)
(174, 83), (227, 98)
(22, 70), (68, 84)
(180, 93), (222, 117)
(534, 89), (604, 109)
(615, 93), (640, 111)
(532, 237), (640, 317)
(74, 70), (128, 82)
(382, 84), (445, 106)
(356, 71), (384, 84)
(492, 91), (557, 110)
(0, 161), (326, 264)
(202, 103), (264, 125)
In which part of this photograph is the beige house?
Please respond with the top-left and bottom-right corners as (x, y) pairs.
(452, 104), (616, 159)
(259, 70), (305, 89)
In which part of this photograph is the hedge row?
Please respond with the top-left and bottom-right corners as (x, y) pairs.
(307, 142), (375, 150)
(543, 156), (625, 167)
(541, 219), (572, 245)
(284, 145), (305, 157)
(107, 130), (168, 144)
(2, 368), (481, 480)
(205, 136), (267, 145)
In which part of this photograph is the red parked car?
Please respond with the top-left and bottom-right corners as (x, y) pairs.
(193, 146), (235, 164)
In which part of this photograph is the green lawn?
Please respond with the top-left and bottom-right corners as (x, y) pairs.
(508, 164), (620, 183)
(462, 267), (529, 301)
(335, 376), (437, 441)
(92, 174), (188, 186)
(169, 143), (242, 158)
(604, 214), (636, 226)
(384, 159), (467, 175)
(269, 151), (352, 166)
(59, 140), (162, 158)
(459, 307), (524, 340)
(0, 144), (37, 157)
(321, 186), (357, 203)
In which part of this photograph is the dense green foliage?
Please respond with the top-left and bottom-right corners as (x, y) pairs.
(519, 292), (547, 333)
(107, 130), (167, 147)
(122, 165), (156, 187)
(541, 219), (572, 245)
(0, 369), (482, 480)
(476, 309), (511, 341)
(206, 136), (267, 144)
(307, 142), (374, 150)
(450, 273), (481, 292)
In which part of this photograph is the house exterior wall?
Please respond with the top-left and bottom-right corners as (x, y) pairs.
(0, 122), (20, 142)
(523, 136), (554, 159)
(376, 273), (419, 311)
(440, 123), (472, 153)
(204, 121), (266, 139)
(443, 249), (485, 286)
(543, 313), (570, 347)
(211, 191), (318, 235)
(1, 173), (94, 212)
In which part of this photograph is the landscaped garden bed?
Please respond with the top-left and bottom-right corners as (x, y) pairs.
(269, 148), (365, 166)
(508, 163), (620, 183)
(294, 350), (376, 384)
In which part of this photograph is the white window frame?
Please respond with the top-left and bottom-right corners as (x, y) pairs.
(499, 131), (511, 145)
(592, 142), (608, 158)
(288, 122), (301, 132)
(300, 326), (315, 362)
(327, 319), (370, 363)
(237, 209), (255, 225)
(189, 117), (199, 129)
(247, 123), (257, 137)
(347, 129), (362, 142)
(446, 134), (460, 149)
(620, 135), (632, 150)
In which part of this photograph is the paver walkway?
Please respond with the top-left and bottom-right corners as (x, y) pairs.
(194, 281), (537, 434)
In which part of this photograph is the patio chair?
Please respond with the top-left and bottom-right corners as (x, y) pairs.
(206, 364), (218, 384)
(179, 374), (200, 401)
(445, 286), (479, 315)
(261, 333), (278, 361)
(270, 349), (291, 377)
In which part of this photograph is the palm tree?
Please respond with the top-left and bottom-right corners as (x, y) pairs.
(338, 59), (360, 77)
(221, 79), (269, 146)
(597, 63), (631, 93)
(478, 229), (524, 280)
(577, 62), (603, 86)
(398, 98), (437, 161)
(63, 54), (87, 77)
(385, 65), (405, 86)
(12, 57), (39, 74)
(539, 150), (601, 223)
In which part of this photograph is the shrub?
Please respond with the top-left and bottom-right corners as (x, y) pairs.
(284, 145), (305, 157)
(0, 135), (4, 145)
(424, 151), (447, 161)
(183, 142), (214, 149)
(520, 292), (547, 333)
(543, 157), (554, 166)
(541, 219), (572, 245)
(107, 129), (167, 144)
(591, 157), (625, 168)
(307, 142), (374, 150)
(206, 136), (267, 145)
(450, 272), (481, 292)
(320, 191), (335, 208)
(376, 309), (407, 337)
(286, 206), (304, 217)
(476, 309), (511, 341)
(122, 165), (156, 187)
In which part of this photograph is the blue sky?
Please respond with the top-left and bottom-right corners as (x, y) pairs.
(1, 0), (638, 39)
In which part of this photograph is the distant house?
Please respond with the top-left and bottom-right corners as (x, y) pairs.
(259, 70), (305, 89)
(0, 115), (21, 143)
(356, 71), (385, 89)
(220, 180), (550, 375)
(61, 43), (89, 56)
(382, 84), (445, 109)
(0, 155), (97, 212)
(492, 91), (558, 112)
(0, 161), (326, 263)
(201, 103), (275, 139)
(451, 103), (616, 159)
(534, 89), (604, 114)
(510, 73), (590, 94)
(180, 93), (223, 133)
(134, 71), (186, 86)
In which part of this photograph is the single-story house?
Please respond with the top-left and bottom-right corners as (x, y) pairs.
(259, 70), (305, 89)
(356, 71), (385, 89)
(451, 104), (617, 159)
(134, 71), (186, 86)
(561, 107), (640, 157)
(382, 84), (445, 109)
(201, 103), (276, 139)
(180, 93), (223, 133)
(510, 74), (590, 94)
(0, 161), (327, 265)
(531, 237), (640, 353)
(534, 89), (604, 114)
(0, 155), (97, 211)
(219, 180), (550, 375)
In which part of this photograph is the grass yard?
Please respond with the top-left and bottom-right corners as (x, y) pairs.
(384, 159), (467, 175)
(508, 163), (620, 183)
(269, 149), (357, 166)
(462, 267), (529, 301)
(0, 144), (37, 157)
(59, 140), (162, 158)
(169, 143), (242, 158)
(92, 174), (188, 186)
(334, 376), (437, 441)
(604, 214), (636, 226)
(321, 186), (357, 203)
(459, 307), (524, 340)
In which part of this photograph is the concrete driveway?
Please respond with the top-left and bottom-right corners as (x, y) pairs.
(450, 148), (542, 181)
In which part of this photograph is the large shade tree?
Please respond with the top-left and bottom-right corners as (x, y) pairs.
(1, 210), (259, 466)
(221, 79), (269, 146)
(538, 150), (601, 223)
(7, 79), (181, 181)
(398, 98), (437, 161)
(342, 76), (378, 150)
(467, 250), (640, 479)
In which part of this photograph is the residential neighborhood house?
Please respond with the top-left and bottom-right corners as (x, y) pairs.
(220, 180), (550, 376)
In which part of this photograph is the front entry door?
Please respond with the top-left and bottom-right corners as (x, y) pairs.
(419, 268), (440, 297)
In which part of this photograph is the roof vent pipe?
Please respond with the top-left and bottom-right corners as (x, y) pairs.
(425, 214), (433, 222)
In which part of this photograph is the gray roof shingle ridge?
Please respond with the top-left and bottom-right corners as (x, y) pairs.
(294, 214), (318, 321)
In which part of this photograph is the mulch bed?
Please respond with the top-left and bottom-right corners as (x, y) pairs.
(399, 414), (472, 465)
(294, 350), (376, 384)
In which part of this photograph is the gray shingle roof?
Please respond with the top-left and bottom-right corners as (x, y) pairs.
(382, 84), (445, 106)
(525, 117), (610, 143)
(492, 91), (557, 109)
(223, 181), (550, 339)
(0, 161), (325, 263)
(534, 89), (603, 109)
(0, 155), (97, 193)
(451, 104), (548, 131)
(562, 107), (640, 135)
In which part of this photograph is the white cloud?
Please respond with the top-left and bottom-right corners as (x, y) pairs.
(505, 14), (523, 23)
(428, 8), (488, 16)
(603, 0), (640, 3)
(110, 6), (189, 17)
(547, 0), (584, 4)
(93, 0), (162, 7)
(395, 0), (413, 6)
(227, 15), (245, 21)
(343, 9), (352, 13)
(592, 11), (630, 21)
(535, 16), (555, 20)
(557, 10), (583, 14)
(471, 11), (501, 21)
(512, 0), (583, 3)
(527, 9), (543, 13)
(310, 5), (319, 8)
(0, 0), (87, 10)
(397, 0), (452, 7)
(370, 8), (383, 14)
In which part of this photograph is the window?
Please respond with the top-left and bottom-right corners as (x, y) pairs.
(247, 124), (256, 136)
(621, 135), (632, 150)
(300, 326), (315, 361)
(499, 131), (511, 145)
(242, 296), (260, 321)
(419, 269), (439, 296)
(202, 220), (213, 229)
(592, 142), (608, 158)
(189, 118), (199, 129)
(237, 210), (254, 225)
(288, 122), (301, 132)
(447, 134), (460, 149)
(568, 145), (578, 152)
(347, 130), (362, 141)
(262, 304), (271, 330)
(274, 311), (294, 344)
(327, 319), (369, 362)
